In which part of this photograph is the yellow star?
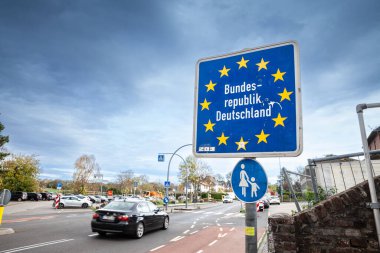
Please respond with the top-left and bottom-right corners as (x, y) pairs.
(218, 65), (230, 77)
(255, 130), (270, 144)
(278, 88), (293, 102)
(199, 98), (211, 111)
(272, 113), (287, 127)
(271, 68), (286, 82)
(217, 132), (229, 146)
(236, 57), (249, 69)
(204, 119), (216, 132)
(235, 137), (248, 151)
(256, 58), (269, 71)
(205, 80), (217, 92)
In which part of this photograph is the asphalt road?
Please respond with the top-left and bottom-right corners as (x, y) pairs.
(0, 201), (291, 253)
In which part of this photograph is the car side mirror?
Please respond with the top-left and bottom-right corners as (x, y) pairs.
(154, 208), (160, 213)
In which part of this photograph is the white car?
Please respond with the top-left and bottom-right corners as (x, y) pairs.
(269, 196), (281, 205)
(223, 196), (233, 203)
(55, 196), (93, 208)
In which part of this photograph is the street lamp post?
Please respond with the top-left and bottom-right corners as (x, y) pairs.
(160, 144), (192, 210)
(158, 150), (190, 209)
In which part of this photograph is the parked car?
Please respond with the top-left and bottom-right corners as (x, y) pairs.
(27, 192), (42, 201)
(91, 199), (169, 238)
(54, 196), (92, 208)
(261, 197), (270, 209)
(40, 192), (53, 201)
(95, 195), (109, 203)
(257, 200), (264, 212)
(88, 195), (101, 203)
(11, 191), (27, 201)
(75, 195), (92, 202)
(270, 196), (281, 205)
(223, 195), (233, 203)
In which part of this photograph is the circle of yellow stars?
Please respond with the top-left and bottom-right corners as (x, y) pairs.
(199, 55), (294, 151)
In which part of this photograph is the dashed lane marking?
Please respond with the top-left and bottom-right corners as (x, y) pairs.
(219, 228), (223, 232)
(183, 230), (190, 234)
(150, 245), (166, 251)
(170, 236), (185, 242)
(218, 233), (228, 238)
(196, 250), (203, 253)
(190, 225), (195, 229)
(229, 227), (236, 231)
(88, 234), (98, 237)
(208, 240), (218, 246)
(203, 226), (209, 229)
(190, 230), (199, 235)
(0, 239), (74, 253)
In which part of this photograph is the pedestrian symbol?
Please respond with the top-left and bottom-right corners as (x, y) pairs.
(231, 159), (268, 203)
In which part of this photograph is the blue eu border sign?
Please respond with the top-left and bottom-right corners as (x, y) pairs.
(231, 159), (268, 203)
(193, 41), (302, 158)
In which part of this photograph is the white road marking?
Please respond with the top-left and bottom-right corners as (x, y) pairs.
(229, 227), (235, 231)
(193, 211), (205, 214)
(224, 222), (234, 225)
(183, 230), (190, 234)
(224, 213), (234, 216)
(170, 236), (185, 242)
(196, 250), (203, 253)
(219, 228), (223, 232)
(193, 221), (197, 224)
(217, 223), (221, 227)
(88, 234), (98, 237)
(208, 240), (218, 246)
(190, 225), (195, 229)
(0, 239), (74, 253)
(203, 226), (209, 229)
(150, 245), (166, 251)
(190, 230), (199, 235)
(218, 233), (227, 238)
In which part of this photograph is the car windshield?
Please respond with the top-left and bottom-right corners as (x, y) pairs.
(104, 201), (135, 211)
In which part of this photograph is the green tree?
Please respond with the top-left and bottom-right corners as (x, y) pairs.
(2, 154), (40, 192)
(0, 120), (9, 161)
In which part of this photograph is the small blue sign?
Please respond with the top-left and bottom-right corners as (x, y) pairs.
(163, 197), (169, 204)
(133, 181), (138, 188)
(231, 159), (268, 203)
(164, 181), (170, 188)
(158, 154), (165, 162)
(193, 41), (302, 158)
(57, 182), (62, 189)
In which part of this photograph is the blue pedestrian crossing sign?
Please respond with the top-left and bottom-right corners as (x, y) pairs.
(163, 197), (169, 204)
(158, 154), (165, 162)
(57, 182), (62, 190)
(164, 181), (170, 188)
(193, 41), (302, 158)
(231, 159), (268, 203)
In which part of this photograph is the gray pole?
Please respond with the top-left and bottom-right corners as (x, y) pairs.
(356, 103), (380, 246)
(166, 144), (192, 210)
(245, 202), (257, 253)
(308, 161), (319, 203)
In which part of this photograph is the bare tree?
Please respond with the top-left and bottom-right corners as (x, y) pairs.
(73, 154), (98, 194)
(117, 170), (134, 194)
(178, 155), (212, 201)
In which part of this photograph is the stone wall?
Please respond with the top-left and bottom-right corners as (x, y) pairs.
(268, 176), (380, 252)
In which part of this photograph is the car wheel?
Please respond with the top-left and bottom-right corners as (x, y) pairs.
(82, 203), (88, 208)
(135, 222), (144, 239)
(162, 217), (169, 230)
(58, 203), (64, 209)
(98, 232), (106, 236)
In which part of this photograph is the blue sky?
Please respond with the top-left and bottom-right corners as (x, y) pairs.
(0, 0), (379, 184)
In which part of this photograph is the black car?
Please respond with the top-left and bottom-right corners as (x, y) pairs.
(91, 199), (169, 238)
(11, 191), (27, 201)
(40, 192), (52, 201)
(27, 192), (42, 201)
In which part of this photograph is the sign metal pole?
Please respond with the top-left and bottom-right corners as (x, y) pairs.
(245, 202), (257, 253)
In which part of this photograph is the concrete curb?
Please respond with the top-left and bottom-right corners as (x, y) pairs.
(0, 228), (15, 235)
(257, 228), (268, 253)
